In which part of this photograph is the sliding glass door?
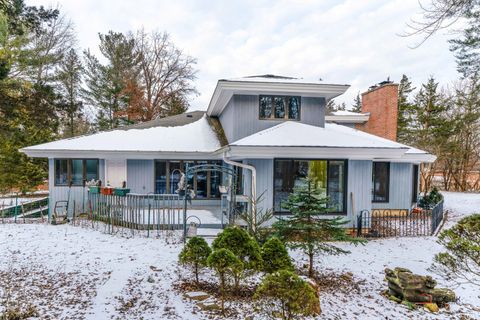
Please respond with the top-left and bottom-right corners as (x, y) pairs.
(273, 159), (347, 214)
(154, 160), (223, 199)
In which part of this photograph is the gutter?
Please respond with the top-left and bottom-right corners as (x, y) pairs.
(222, 151), (257, 232)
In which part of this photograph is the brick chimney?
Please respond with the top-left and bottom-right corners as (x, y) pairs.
(355, 81), (399, 141)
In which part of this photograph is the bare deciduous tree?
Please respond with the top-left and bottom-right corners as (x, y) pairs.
(131, 29), (197, 120)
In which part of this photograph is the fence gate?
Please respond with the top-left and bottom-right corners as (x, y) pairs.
(183, 163), (238, 241)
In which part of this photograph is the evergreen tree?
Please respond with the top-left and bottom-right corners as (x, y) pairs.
(325, 99), (346, 115)
(212, 226), (262, 288)
(179, 236), (212, 283)
(397, 74), (416, 143)
(432, 214), (480, 286)
(273, 179), (364, 278)
(207, 248), (242, 313)
(351, 92), (362, 112)
(0, 1), (61, 192)
(410, 77), (454, 192)
(254, 270), (319, 319)
(82, 31), (140, 130)
(261, 237), (294, 273)
(57, 48), (86, 137)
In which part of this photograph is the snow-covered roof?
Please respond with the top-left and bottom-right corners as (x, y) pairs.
(223, 74), (347, 86)
(227, 121), (435, 162)
(21, 114), (222, 157)
(331, 110), (361, 116)
(207, 75), (350, 116)
(230, 122), (404, 149)
(325, 110), (370, 124)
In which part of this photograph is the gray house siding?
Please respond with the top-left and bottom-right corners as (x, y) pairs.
(243, 159), (274, 215)
(127, 159), (154, 194)
(372, 162), (414, 210)
(346, 160), (373, 226)
(219, 95), (326, 143)
(48, 158), (105, 218)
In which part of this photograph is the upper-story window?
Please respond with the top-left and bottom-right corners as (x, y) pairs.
(259, 95), (301, 120)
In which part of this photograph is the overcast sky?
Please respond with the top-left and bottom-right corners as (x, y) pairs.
(27, 0), (459, 110)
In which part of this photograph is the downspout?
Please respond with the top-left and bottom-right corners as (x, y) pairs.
(222, 151), (257, 231)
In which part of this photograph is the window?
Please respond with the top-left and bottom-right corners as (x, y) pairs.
(259, 95), (301, 120)
(154, 160), (223, 199)
(372, 162), (390, 203)
(55, 159), (68, 185)
(412, 164), (419, 203)
(54, 159), (99, 186)
(273, 159), (347, 214)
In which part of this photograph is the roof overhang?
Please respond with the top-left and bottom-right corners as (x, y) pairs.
(207, 80), (350, 117)
(20, 149), (222, 160)
(221, 146), (409, 160)
(325, 113), (370, 124)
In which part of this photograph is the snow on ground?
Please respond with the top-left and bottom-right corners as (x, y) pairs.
(0, 192), (479, 319)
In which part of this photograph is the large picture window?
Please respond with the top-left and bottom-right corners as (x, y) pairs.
(273, 159), (347, 214)
(259, 95), (300, 120)
(54, 159), (99, 186)
(372, 162), (390, 203)
(154, 160), (223, 199)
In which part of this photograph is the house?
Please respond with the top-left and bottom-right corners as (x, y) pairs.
(20, 75), (435, 228)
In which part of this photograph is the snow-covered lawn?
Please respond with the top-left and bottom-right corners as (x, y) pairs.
(0, 192), (479, 319)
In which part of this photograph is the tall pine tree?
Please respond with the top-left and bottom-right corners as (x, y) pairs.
(411, 77), (454, 192)
(57, 48), (87, 137)
(82, 31), (140, 130)
(397, 74), (416, 143)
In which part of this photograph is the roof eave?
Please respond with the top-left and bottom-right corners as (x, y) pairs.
(20, 149), (223, 160)
(225, 145), (408, 160)
(207, 80), (350, 116)
(325, 114), (370, 124)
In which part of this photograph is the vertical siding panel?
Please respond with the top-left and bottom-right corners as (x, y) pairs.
(48, 158), (54, 218)
(372, 162), (413, 210)
(220, 95), (326, 142)
(347, 160), (372, 227)
(244, 159), (274, 214)
(126, 160), (154, 194)
(99, 159), (105, 184)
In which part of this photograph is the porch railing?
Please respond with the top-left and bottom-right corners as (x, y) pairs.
(88, 193), (182, 234)
(0, 197), (49, 221)
(356, 200), (445, 238)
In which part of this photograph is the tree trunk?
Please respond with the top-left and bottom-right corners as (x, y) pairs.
(308, 250), (314, 278)
(220, 273), (225, 314)
(194, 263), (199, 284)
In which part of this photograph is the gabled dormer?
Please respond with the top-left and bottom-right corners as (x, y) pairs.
(206, 75), (349, 142)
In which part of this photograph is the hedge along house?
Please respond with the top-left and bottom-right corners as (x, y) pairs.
(20, 75), (435, 228)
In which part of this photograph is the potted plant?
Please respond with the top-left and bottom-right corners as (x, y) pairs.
(87, 179), (101, 194)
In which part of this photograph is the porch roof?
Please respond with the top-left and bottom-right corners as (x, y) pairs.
(225, 121), (435, 162)
(21, 113), (222, 157)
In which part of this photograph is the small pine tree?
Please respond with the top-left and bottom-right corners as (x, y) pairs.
(432, 214), (480, 286)
(351, 92), (362, 112)
(261, 237), (294, 273)
(212, 226), (262, 288)
(207, 248), (242, 313)
(273, 179), (364, 278)
(179, 236), (211, 283)
(254, 270), (318, 319)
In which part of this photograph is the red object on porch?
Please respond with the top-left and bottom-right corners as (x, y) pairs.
(100, 187), (114, 195)
(411, 207), (423, 214)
